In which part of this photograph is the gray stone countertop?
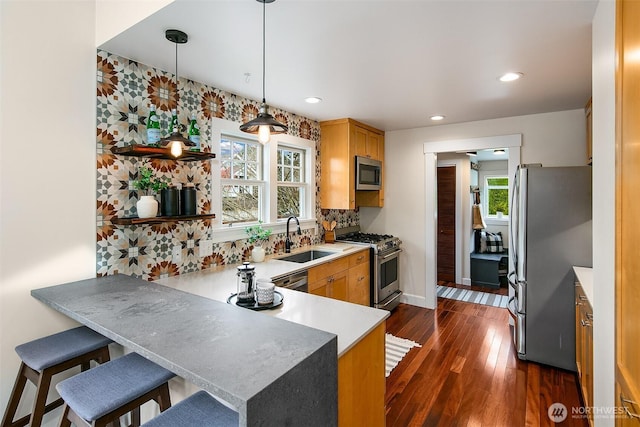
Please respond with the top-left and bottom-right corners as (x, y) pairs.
(156, 243), (390, 357)
(31, 274), (337, 423)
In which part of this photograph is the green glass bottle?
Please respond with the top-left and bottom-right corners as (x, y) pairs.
(168, 108), (178, 135)
(146, 104), (161, 145)
(188, 113), (200, 150)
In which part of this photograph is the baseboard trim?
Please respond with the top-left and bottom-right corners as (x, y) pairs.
(399, 293), (428, 308)
(461, 278), (471, 286)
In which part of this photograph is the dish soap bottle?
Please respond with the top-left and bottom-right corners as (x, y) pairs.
(188, 113), (200, 150)
(146, 104), (161, 145)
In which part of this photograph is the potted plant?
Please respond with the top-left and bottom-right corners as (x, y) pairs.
(245, 221), (272, 262)
(132, 166), (170, 218)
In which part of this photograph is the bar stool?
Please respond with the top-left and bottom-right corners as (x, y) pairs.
(56, 352), (175, 427)
(2, 326), (112, 427)
(141, 391), (238, 427)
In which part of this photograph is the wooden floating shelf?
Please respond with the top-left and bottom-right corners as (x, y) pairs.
(111, 213), (216, 226)
(112, 144), (216, 161)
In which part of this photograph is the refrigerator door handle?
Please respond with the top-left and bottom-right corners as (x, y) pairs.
(507, 296), (517, 318)
(516, 281), (526, 314)
(508, 272), (517, 291)
(508, 297), (527, 358)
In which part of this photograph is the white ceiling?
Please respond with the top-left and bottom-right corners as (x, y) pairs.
(99, 0), (597, 132)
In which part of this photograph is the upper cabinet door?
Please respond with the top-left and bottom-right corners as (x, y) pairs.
(355, 126), (380, 160)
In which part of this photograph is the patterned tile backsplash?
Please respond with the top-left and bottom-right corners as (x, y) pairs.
(96, 50), (359, 280)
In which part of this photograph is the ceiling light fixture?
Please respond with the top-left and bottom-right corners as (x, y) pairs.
(160, 29), (195, 158)
(499, 72), (523, 82)
(240, 0), (288, 143)
(304, 97), (322, 104)
(430, 115), (445, 121)
(466, 151), (477, 156)
(494, 149), (506, 155)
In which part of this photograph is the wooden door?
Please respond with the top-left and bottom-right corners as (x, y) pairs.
(437, 166), (456, 283)
(616, 0), (640, 424)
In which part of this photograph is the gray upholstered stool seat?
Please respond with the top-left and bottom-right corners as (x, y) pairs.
(56, 352), (175, 427)
(2, 326), (112, 427)
(141, 391), (239, 427)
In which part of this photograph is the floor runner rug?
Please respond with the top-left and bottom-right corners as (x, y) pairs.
(386, 333), (421, 377)
(436, 285), (509, 308)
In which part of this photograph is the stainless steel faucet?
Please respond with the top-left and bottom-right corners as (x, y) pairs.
(285, 216), (301, 253)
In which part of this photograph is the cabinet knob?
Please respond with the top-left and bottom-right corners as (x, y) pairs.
(358, 276), (365, 282)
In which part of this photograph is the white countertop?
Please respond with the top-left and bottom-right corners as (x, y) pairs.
(155, 243), (389, 357)
(573, 266), (593, 303)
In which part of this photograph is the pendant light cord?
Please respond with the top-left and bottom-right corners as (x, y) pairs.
(175, 41), (179, 104)
(262, 0), (266, 104)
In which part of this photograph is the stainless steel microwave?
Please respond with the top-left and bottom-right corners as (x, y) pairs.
(355, 156), (382, 190)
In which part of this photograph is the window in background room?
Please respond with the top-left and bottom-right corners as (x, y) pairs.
(484, 176), (509, 218)
(220, 136), (264, 224)
(277, 146), (306, 218)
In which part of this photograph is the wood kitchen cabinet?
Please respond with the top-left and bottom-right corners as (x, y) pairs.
(308, 249), (370, 305)
(575, 280), (593, 426)
(309, 256), (350, 301)
(347, 250), (370, 306)
(616, 3), (640, 424)
(319, 118), (384, 209)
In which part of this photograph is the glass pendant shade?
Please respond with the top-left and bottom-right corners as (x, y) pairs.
(240, 0), (288, 142)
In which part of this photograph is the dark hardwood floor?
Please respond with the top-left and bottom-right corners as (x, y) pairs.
(385, 301), (587, 427)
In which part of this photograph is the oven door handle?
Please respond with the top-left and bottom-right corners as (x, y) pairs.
(380, 248), (403, 260)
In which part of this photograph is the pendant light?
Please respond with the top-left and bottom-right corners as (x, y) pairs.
(240, 0), (288, 143)
(160, 29), (195, 157)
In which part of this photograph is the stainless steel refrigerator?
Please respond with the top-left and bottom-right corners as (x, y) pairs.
(507, 165), (592, 371)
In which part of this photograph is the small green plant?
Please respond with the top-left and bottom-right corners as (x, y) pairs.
(245, 221), (272, 244)
(132, 166), (170, 196)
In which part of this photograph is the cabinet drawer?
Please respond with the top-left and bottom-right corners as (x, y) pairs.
(348, 262), (370, 306)
(348, 250), (369, 268)
(308, 256), (349, 283)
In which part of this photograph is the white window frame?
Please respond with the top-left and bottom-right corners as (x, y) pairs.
(483, 174), (509, 222)
(210, 117), (317, 243)
(276, 144), (308, 219)
(220, 135), (265, 225)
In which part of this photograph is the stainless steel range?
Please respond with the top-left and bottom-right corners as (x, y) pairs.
(335, 226), (403, 311)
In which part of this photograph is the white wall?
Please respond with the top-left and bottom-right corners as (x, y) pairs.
(591, 0), (616, 423)
(0, 1), (96, 424)
(360, 109), (587, 307)
(0, 2), (169, 424)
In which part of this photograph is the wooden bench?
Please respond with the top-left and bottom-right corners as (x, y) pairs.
(470, 250), (508, 288)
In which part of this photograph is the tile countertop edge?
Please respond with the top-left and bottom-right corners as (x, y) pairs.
(573, 266), (593, 303)
(155, 243), (390, 357)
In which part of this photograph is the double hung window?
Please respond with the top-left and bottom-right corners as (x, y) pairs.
(212, 117), (316, 239)
(484, 176), (509, 218)
(220, 137), (263, 224)
(277, 146), (306, 218)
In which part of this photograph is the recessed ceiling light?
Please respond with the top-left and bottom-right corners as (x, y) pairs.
(304, 97), (322, 104)
(499, 72), (523, 82)
(466, 151), (477, 156)
(494, 149), (506, 155)
(430, 115), (445, 121)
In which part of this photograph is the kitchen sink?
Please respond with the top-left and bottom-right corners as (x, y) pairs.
(278, 250), (335, 263)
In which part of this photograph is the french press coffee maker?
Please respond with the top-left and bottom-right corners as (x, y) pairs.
(236, 262), (256, 306)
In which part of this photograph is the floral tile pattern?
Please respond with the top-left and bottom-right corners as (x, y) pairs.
(96, 49), (359, 280)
